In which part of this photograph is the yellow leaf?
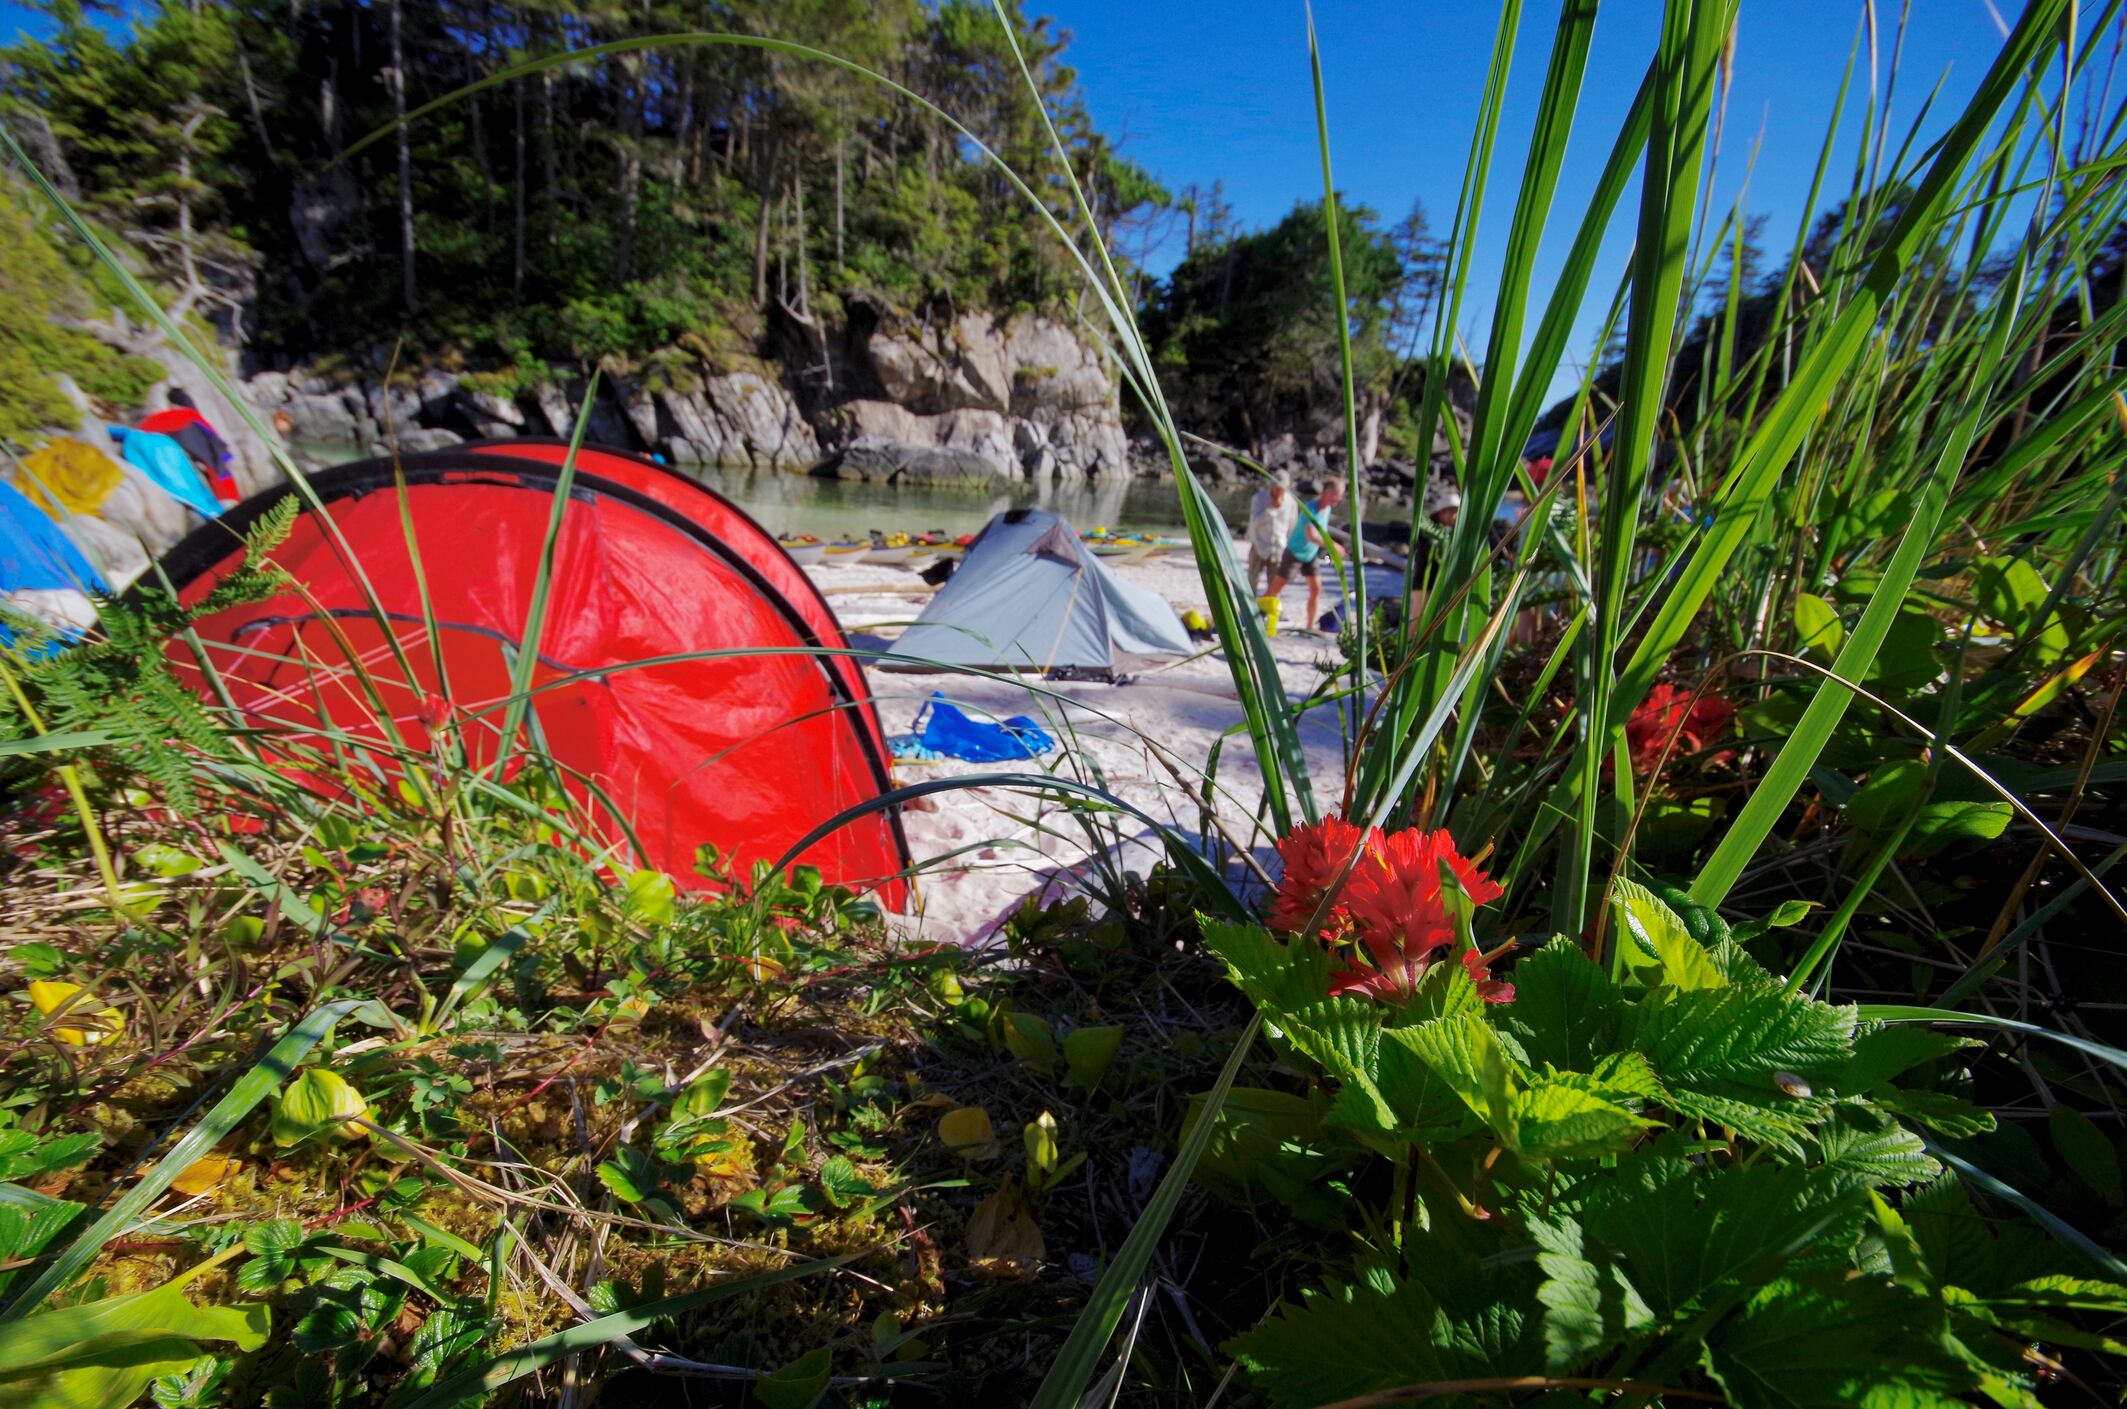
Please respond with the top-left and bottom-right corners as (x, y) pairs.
(27, 981), (124, 1046)
(1023, 1112), (1059, 1176)
(939, 1106), (995, 1156)
(965, 1180), (1044, 1265)
(167, 1155), (239, 1197)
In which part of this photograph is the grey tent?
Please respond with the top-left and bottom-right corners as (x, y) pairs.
(887, 509), (1192, 672)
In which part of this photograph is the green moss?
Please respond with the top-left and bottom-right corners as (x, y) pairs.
(0, 188), (161, 440)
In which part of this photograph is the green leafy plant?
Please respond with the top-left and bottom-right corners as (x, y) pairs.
(1202, 868), (2123, 1406)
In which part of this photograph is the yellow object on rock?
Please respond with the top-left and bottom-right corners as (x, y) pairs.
(27, 980), (125, 1046)
(17, 438), (124, 517)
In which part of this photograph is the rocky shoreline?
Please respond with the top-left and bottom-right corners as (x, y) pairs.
(241, 305), (1457, 509)
(248, 308), (1136, 489)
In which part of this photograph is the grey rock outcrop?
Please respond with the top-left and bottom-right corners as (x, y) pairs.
(230, 306), (1129, 487)
(457, 387), (526, 438)
(657, 372), (819, 470)
(818, 401), (1014, 484)
(855, 310), (1128, 483)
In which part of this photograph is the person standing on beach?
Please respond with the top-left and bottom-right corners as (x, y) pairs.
(1269, 477), (1344, 631)
(1244, 469), (1296, 595)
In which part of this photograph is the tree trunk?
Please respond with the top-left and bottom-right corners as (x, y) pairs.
(833, 130), (845, 267)
(752, 143), (776, 307)
(513, 74), (527, 298)
(235, 47), (278, 163)
(793, 164), (810, 318)
(470, 84), (492, 212)
(386, 0), (418, 314)
(10, 108), (78, 198)
(614, 56), (642, 283)
(673, 60), (694, 186)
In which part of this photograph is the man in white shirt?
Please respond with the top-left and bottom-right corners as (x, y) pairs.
(1244, 469), (1296, 595)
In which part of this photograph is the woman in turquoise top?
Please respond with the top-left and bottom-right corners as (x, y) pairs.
(1267, 477), (1344, 631)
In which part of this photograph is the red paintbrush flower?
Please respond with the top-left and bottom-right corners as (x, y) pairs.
(1268, 815), (1370, 935)
(1624, 683), (1736, 775)
(1336, 828), (1509, 1004)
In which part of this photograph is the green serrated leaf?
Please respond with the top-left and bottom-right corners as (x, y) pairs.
(1226, 1267), (1543, 1408)
(1815, 1106), (1941, 1189)
(1872, 1087), (1997, 1139)
(1499, 940), (1623, 1072)
(1529, 1213), (1655, 1373)
(1584, 1157), (1866, 1318)
(1629, 985), (1856, 1089)
(1201, 921), (1336, 1016)
(1612, 879), (1726, 991)
(1701, 1273), (1968, 1409)
(1509, 1077), (1659, 1160)
(1391, 1014), (1523, 1127)
(816, 1156), (874, 1211)
(1837, 1026), (1980, 1095)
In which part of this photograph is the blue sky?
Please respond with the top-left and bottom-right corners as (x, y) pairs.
(1053, 0), (2021, 390)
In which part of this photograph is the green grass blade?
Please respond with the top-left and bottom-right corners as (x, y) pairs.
(1861, 1006), (2127, 1079)
(492, 377), (598, 779)
(1026, 1013), (1260, 1409)
(1928, 1144), (2127, 1281)
(0, 1000), (361, 1318)
(399, 1256), (843, 1409)
(1307, 4), (1368, 716)
(1692, 258), (2029, 907)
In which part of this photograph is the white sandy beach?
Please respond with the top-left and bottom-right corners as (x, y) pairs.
(808, 549), (1361, 945)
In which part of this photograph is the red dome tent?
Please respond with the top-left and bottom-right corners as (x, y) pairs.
(157, 448), (908, 904)
(461, 438), (884, 759)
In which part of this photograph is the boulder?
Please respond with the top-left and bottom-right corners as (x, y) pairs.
(656, 373), (817, 470)
(852, 309), (1130, 480)
(1028, 406), (1128, 482)
(364, 382), (423, 437)
(95, 470), (193, 555)
(530, 382), (576, 439)
(1004, 316), (1112, 413)
(700, 373), (816, 469)
(244, 371), (291, 409)
(866, 310), (1013, 414)
(275, 391), (361, 448)
(369, 427), (463, 454)
(57, 515), (151, 591)
(457, 387), (526, 437)
(416, 370), (459, 422)
(608, 374), (663, 448)
(525, 381), (638, 451)
(818, 401), (1014, 484)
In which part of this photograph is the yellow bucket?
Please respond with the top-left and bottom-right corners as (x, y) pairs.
(1256, 594), (1281, 636)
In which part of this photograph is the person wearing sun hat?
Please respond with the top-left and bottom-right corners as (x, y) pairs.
(1244, 468), (1297, 596)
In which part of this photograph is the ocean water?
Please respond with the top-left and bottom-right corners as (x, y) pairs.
(291, 442), (1253, 540)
